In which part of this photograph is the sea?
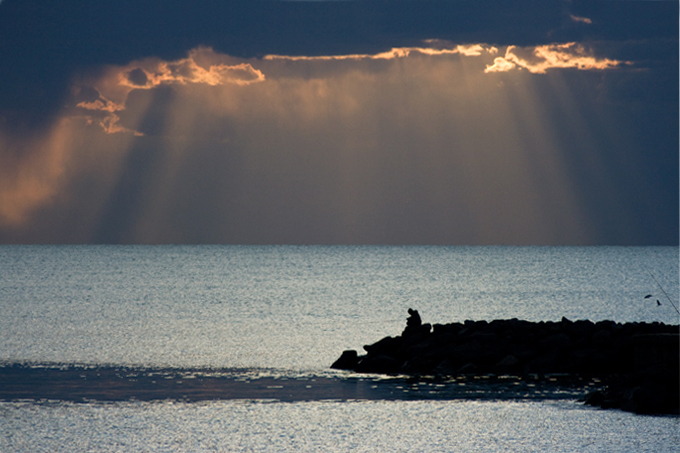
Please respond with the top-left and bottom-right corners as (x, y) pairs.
(0, 245), (678, 452)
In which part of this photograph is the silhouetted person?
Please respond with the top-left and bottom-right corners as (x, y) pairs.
(407, 308), (421, 328)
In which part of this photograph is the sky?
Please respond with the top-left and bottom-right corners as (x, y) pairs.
(0, 0), (677, 245)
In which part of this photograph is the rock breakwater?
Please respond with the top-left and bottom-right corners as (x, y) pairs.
(332, 311), (679, 415)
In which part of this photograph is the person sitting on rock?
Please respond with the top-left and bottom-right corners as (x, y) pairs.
(407, 308), (421, 328)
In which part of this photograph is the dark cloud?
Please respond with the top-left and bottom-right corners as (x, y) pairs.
(126, 69), (149, 87)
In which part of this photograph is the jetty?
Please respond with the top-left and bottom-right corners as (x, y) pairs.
(332, 310), (679, 415)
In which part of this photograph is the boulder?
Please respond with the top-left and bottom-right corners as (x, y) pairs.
(363, 336), (401, 357)
(433, 359), (457, 375)
(331, 350), (358, 370)
(494, 355), (520, 374)
(625, 379), (679, 415)
(457, 362), (480, 374)
(355, 355), (401, 374)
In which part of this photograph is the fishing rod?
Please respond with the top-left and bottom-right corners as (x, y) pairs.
(643, 264), (680, 316)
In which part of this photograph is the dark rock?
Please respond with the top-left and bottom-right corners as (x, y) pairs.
(494, 355), (520, 374)
(526, 349), (561, 374)
(633, 333), (679, 372)
(451, 340), (482, 365)
(404, 337), (437, 360)
(626, 379), (680, 415)
(331, 350), (358, 370)
(363, 336), (401, 357)
(470, 332), (500, 343)
(511, 343), (538, 362)
(586, 372), (680, 415)
(566, 348), (597, 374)
(583, 390), (605, 407)
(433, 359), (457, 375)
(433, 323), (461, 337)
(588, 349), (620, 375)
(432, 330), (458, 346)
(329, 312), (679, 414)
(401, 355), (439, 374)
(457, 363), (480, 374)
(566, 320), (595, 341)
(403, 322), (431, 338)
(355, 354), (401, 374)
(541, 333), (572, 350)
(592, 329), (613, 347)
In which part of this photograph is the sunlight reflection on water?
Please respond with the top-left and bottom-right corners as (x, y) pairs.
(1, 399), (678, 453)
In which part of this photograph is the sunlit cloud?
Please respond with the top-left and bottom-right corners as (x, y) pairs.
(75, 47), (265, 135)
(484, 56), (517, 73)
(484, 43), (627, 74)
(120, 57), (265, 89)
(570, 14), (592, 25)
(264, 43), (498, 61)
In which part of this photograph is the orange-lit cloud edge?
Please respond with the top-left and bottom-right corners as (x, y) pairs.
(485, 43), (626, 74)
(77, 41), (629, 136)
(75, 51), (266, 135)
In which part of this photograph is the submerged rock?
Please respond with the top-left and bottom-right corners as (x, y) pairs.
(331, 310), (679, 415)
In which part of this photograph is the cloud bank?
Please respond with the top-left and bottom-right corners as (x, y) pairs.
(75, 43), (628, 137)
(485, 43), (626, 74)
(74, 48), (266, 135)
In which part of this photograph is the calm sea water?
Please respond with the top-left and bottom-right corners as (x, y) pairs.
(1, 246), (678, 452)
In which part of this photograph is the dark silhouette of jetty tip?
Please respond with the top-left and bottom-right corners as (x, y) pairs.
(331, 311), (680, 415)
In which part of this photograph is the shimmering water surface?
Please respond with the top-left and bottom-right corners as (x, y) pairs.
(2, 400), (678, 453)
(1, 246), (678, 452)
